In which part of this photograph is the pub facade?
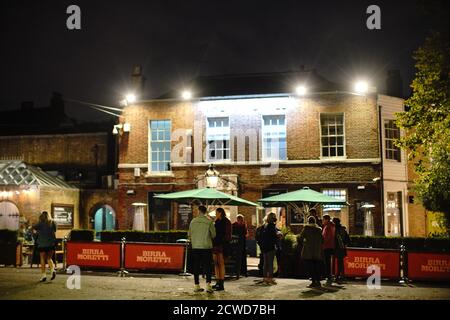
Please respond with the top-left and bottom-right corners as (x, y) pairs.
(117, 71), (386, 236)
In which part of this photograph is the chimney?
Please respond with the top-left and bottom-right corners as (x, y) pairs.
(50, 92), (65, 116)
(131, 66), (146, 97)
(21, 101), (34, 111)
(386, 70), (403, 98)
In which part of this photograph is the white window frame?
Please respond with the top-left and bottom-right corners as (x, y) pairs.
(261, 114), (287, 161)
(384, 119), (401, 162)
(148, 119), (172, 172)
(206, 117), (231, 162)
(319, 112), (346, 159)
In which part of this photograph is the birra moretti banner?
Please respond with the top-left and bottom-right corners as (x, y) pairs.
(66, 242), (121, 269)
(407, 252), (450, 281)
(342, 248), (400, 279)
(124, 243), (185, 271)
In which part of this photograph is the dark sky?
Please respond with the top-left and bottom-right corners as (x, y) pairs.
(0, 0), (440, 122)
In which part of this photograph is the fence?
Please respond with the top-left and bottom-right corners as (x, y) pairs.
(64, 238), (187, 274)
(63, 238), (450, 282)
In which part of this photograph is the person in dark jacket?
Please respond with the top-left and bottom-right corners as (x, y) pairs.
(32, 211), (57, 282)
(322, 214), (335, 286)
(212, 208), (231, 291)
(332, 217), (350, 284)
(232, 214), (248, 279)
(258, 212), (280, 285)
(299, 216), (324, 288)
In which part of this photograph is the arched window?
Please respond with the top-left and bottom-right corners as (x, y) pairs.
(0, 201), (20, 230)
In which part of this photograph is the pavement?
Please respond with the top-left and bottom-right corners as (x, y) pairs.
(0, 264), (449, 300)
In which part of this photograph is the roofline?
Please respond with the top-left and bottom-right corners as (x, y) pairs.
(130, 90), (375, 105)
(0, 132), (108, 139)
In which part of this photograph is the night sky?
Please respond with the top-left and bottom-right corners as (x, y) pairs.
(0, 0), (442, 122)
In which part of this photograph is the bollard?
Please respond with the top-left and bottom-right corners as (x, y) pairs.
(177, 239), (191, 276)
(118, 237), (129, 277)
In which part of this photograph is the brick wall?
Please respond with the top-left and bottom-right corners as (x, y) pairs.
(117, 93), (383, 234)
(1, 185), (80, 239)
(0, 133), (109, 169)
(119, 94), (379, 165)
(80, 189), (119, 229)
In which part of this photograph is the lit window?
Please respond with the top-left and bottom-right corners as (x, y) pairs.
(207, 117), (230, 161)
(262, 115), (287, 160)
(384, 120), (401, 162)
(149, 120), (171, 172)
(320, 113), (345, 158)
(322, 189), (347, 211)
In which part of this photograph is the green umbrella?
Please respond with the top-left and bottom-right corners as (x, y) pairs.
(154, 187), (259, 207)
(259, 186), (347, 220)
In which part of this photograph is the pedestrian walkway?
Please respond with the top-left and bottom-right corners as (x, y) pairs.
(0, 267), (449, 300)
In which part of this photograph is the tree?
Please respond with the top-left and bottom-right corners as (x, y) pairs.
(396, 32), (450, 227)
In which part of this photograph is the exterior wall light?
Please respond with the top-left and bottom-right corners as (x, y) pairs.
(182, 90), (192, 100)
(113, 123), (131, 135)
(125, 93), (136, 104)
(205, 164), (220, 188)
(123, 123), (131, 133)
(295, 85), (307, 96)
(354, 81), (369, 94)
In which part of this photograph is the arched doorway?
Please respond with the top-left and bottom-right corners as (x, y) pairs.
(0, 201), (20, 230)
(92, 205), (116, 237)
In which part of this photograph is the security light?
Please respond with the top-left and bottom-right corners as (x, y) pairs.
(295, 85), (307, 96)
(181, 90), (192, 100)
(125, 93), (136, 104)
(354, 81), (369, 94)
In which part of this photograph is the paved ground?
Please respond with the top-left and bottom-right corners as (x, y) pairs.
(0, 266), (449, 300)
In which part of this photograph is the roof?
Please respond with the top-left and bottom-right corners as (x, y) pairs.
(0, 161), (77, 189)
(157, 69), (343, 99)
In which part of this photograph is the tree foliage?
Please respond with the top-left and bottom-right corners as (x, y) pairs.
(396, 32), (450, 223)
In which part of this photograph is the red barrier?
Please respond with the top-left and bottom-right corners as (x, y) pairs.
(407, 252), (450, 281)
(342, 248), (400, 279)
(66, 242), (121, 269)
(124, 243), (185, 271)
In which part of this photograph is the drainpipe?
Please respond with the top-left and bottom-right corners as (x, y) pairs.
(378, 104), (385, 236)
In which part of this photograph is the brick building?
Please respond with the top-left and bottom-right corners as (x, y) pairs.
(117, 71), (385, 235)
(0, 94), (118, 236)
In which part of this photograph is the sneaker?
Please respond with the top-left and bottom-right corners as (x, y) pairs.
(193, 285), (204, 293)
(268, 279), (277, 285)
(50, 270), (56, 281)
(39, 276), (46, 283)
(206, 284), (214, 294)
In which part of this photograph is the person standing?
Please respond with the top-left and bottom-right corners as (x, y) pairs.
(212, 207), (231, 291)
(258, 212), (280, 285)
(232, 214), (248, 279)
(188, 205), (216, 293)
(322, 214), (336, 286)
(298, 216), (323, 288)
(332, 217), (350, 284)
(32, 211), (57, 282)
